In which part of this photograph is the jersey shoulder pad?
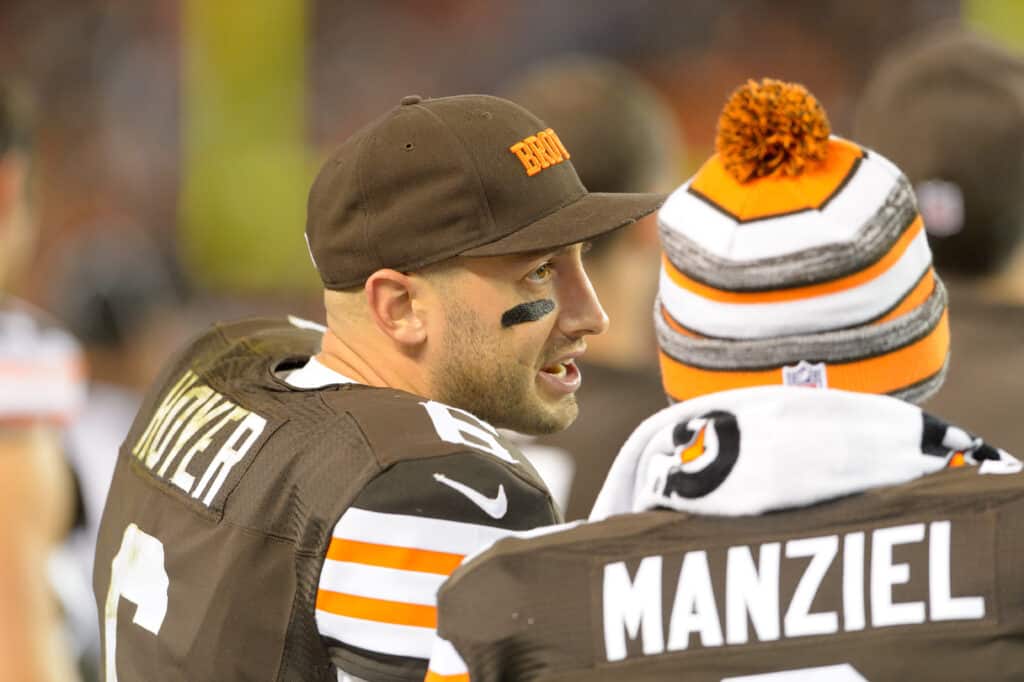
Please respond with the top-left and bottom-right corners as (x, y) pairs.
(329, 389), (528, 470)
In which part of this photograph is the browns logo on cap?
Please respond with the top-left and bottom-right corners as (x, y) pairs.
(508, 128), (571, 177)
(304, 94), (664, 290)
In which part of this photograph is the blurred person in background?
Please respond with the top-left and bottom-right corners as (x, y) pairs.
(425, 78), (1024, 682)
(45, 227), (188, 679)
(499, 55), (685, 519)
(0, 84), (86, 682)
(855, 24), (1024, 453)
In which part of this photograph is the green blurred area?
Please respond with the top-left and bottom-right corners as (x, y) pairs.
(180, 0), (319, 293)
(967, 0), (1024, 51)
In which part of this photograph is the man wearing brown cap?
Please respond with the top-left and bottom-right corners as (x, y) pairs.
(92, 94), (662, 681)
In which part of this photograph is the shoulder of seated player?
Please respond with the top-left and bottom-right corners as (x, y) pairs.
(353, 451), (559, 531)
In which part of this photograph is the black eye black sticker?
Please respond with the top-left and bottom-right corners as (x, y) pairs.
(501, 299), (555, 328)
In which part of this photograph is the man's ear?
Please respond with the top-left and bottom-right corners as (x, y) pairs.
(364, 269), (428, 346)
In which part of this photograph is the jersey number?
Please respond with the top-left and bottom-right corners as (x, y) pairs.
(103, 523), (169, 682)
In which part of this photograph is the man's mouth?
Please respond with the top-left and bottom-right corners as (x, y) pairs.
(538, 352), (583, 394)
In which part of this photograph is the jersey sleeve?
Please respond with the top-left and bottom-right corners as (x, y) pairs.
(315, 451), (561, 680)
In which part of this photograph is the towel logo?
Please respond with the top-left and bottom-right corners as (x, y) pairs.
(919, 413), (1017, 472)
(662, 410), (740, 499)
(782, 361), (828, 389)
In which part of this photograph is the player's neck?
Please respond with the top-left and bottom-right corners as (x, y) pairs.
(315, 327), (429, 396)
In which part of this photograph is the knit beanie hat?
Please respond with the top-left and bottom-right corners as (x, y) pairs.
(656, 78), (949, 404)
(854, 25), (1024, 277)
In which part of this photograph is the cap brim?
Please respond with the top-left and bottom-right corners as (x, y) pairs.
(460, 191), (666, 257)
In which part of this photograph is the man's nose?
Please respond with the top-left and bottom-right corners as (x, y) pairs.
(558, 262), (609, 338)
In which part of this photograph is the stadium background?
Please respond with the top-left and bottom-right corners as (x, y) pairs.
(5, 0), (1020, 307)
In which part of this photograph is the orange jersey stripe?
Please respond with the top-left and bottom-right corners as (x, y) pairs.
(873, 269), (935, 325)
(425, 672), (470, 682)
(660, 310), (949, 401)
(326, 537), (464, 576)
(316, 589), (437, 628)
(689, 138), (864, 221)
(662, 215), (924, 305)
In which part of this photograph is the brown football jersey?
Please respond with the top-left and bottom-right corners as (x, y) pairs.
(435, 466), (1024, 681)
(92, 317), (560, 682)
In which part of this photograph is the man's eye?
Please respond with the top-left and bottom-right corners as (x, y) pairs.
(526, 263), (554, 283)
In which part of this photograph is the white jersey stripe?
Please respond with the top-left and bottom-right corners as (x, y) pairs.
(333, 506), (513, 556)
(319, 560), (446, 606)
(316, 610), (434, 659)
(426, 637), (469, 677)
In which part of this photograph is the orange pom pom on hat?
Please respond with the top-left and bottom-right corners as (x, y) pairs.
(656, 78), (949, 403)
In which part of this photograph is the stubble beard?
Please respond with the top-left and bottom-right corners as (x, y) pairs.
(431, 300), (578, 435)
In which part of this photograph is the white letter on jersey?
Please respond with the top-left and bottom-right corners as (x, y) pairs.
(603, 557), (664, 661)
(929, 521), (985, 621)
(843, 532), (866, 632)
(421, 401), (516, 463)
(726, 543), (780, 645)
(784, 535), (838, 638)
(192, 410), (267, 506)
(871, 523), (926, 627)
(668, 550), (723, 651)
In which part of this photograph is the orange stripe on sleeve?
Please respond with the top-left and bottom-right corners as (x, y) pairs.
(316, 590), (437, 628)
(662, 215), (924, 305)
(660, 310), (949, 401)
(326, 538), (464, 576)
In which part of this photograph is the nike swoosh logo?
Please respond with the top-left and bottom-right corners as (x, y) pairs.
(433, 473), (508, 519)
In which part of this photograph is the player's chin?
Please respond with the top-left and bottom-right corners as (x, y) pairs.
(521, 392), (578, 435)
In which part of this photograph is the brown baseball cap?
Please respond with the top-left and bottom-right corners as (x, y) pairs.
(305, 94), (665, 289)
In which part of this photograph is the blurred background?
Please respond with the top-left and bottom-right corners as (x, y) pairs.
(3, 0), (1011, 303)
(2, 0), (1021, 316)
(2, 1), (1024, 678)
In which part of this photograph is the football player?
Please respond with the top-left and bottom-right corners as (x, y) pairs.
(425, 80), (1024, 681)
(0, 86), (87, 681)
(498, 55), (685, 519)
(91, 94), (663, 681)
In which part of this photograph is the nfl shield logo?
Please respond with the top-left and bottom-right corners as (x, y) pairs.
(782, 361), (828, 389)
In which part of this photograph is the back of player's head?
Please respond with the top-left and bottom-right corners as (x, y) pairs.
(49, 227), (185, 349)
(854, 25), (1024, 278)
(656, 78), (948, 404)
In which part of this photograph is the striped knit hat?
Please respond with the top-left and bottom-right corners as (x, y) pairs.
(656, 78), (949, 404)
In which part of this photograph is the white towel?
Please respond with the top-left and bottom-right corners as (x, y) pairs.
(590, 386), (1020, 521)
